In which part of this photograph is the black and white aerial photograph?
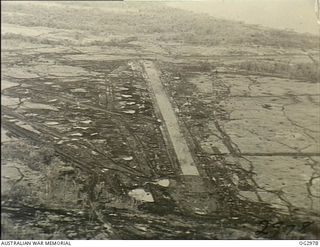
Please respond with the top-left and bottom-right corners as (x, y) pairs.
(1, 0), (320, 241)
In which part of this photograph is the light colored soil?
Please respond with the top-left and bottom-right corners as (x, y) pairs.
(143, 60), (199, 176)
(2, 39), (49, 50)
(21, 102), (59, 111)
(1, 127), (17, 143)
(31, 64), (94, 77)
(1, 80), (19, 91)
(15, 120), (41, 134)
(220, 95), (319, 154)
(2, 23), (60, 37)
(240, 155), (319, 212)
(1, 95), (20, 107)
(2, 67), (39, 79)
(187, 68), (319, 216)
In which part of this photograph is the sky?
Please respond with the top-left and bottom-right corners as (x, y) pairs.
(167, 0), (319, 35)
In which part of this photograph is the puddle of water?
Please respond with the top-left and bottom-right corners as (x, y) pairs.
(71, 88), (88, 93)
(74, 126), (89, 130)
(152, 178), (170, 187)
(45, 121), (59, 125)
(128, 188), (154, 202)
(121, 94), (132, 98)
(25, 113), (38, 117)
(194, 207), (207, 215)
(70, 133), (82, 137)
(123, 110), (136, 114)
(122, 156), (133, 161)
(48, 99), (58, 102)
(7, 119), (18, 123)
(80, 120), (92, 124)
(135, 224), (147, 232)
(21, 102), (58, 111)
